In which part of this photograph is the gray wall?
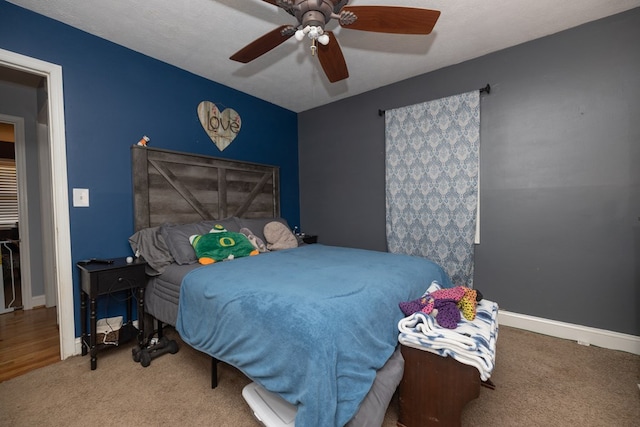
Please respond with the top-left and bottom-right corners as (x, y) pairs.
(298, 8), (640, 336)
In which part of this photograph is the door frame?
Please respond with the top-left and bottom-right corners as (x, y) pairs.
(0, 48), (75, 359)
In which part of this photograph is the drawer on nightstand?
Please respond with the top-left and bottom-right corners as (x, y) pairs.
(95, 267), (145, 294)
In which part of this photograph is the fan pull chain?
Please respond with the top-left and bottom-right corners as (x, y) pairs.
(310, 39), (317, 56)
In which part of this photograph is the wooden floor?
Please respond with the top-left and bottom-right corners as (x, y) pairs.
(0, 306), (61, 383)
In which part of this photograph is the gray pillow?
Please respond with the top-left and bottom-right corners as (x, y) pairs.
(236, 217), (291, 245)
(128, 226), (174, 275)
(160, 217), (241, 265)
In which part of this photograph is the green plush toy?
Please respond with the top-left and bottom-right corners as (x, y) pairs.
(189, 224), (259, 265)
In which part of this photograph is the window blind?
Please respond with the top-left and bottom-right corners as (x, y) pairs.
(0, 159), (18, 227)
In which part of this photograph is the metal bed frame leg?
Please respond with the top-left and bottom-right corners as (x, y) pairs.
(157, 319), (163, 340)
(211, 357), (219, 389)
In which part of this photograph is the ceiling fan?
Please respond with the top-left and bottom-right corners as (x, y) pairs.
(230, 0), (441, 83)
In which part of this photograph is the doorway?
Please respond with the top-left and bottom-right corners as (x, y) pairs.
(0, 48), (74, 360)
(0, 121), (22, 313)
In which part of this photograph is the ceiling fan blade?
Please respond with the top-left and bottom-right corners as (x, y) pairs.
(230, 25), (294, 63)
(317, 32), (349, 83)
(341, 6), (440, 34)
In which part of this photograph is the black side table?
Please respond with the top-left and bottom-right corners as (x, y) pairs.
(301, 234), (318, 244)
(77, 257), (147, 370)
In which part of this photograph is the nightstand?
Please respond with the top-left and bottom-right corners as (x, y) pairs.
(77, 257), (147, 370)
(301, 234), (318, 244)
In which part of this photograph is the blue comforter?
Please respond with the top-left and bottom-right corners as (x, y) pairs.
(176, 244), (451, 426)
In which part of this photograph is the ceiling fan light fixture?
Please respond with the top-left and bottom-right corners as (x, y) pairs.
(307, 26), (321, 39)
(317, 34), (330, 45)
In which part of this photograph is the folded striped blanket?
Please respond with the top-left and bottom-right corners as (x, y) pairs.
(398, 296), (499, 381)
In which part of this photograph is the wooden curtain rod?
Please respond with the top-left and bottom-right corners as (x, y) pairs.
(378, 84), (491, 116)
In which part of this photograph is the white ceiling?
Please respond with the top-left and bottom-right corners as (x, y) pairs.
(7, 0), (640, 112)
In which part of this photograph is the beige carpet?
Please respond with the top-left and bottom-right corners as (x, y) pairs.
(1, 325), (638, 426)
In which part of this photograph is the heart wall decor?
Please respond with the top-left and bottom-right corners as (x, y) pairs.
(197, 101), (242, 151)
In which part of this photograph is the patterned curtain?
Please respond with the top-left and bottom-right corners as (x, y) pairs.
(385, 91), (480, 287)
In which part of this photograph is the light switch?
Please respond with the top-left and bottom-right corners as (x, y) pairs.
(73, 188), (90, 207)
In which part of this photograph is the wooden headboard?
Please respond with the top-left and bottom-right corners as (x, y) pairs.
(131, 146), (280, 231)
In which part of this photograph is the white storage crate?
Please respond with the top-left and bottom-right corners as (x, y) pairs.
(242, 382), (296, 427)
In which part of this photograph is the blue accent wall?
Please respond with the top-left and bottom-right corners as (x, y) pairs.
(0, 1), (299, 335)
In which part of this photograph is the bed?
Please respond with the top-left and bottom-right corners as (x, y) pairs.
(129, 146), (453, 426)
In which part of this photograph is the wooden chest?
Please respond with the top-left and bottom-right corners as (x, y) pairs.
(397, 344), (481, 427)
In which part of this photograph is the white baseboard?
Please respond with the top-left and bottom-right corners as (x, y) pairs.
(31, 294), (46, 308)
(498, 310), (640, 356)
